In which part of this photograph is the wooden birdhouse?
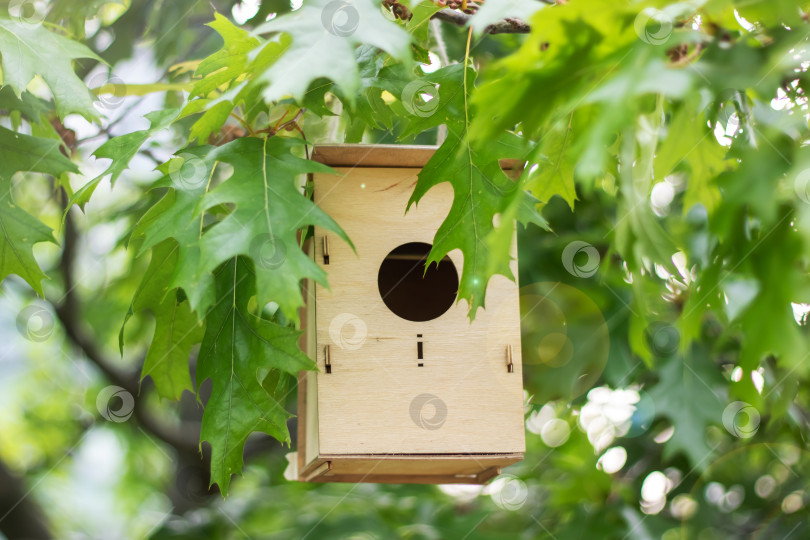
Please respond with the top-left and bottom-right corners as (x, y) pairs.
(296, 145), (525, 484)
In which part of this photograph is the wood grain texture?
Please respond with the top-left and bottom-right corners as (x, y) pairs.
(299, 241), (320, 472)
(312, 144), (523, 172)
(297, 240), (312, 475)
(301, 454), (521, 484)
(313, 144), (438, 168)
(310, 167), (525, 456)
(297, 152), (526, 483)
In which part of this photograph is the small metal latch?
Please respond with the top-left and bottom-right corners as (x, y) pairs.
(322, 236), (330, 265)
(506, 344), (514, 373)
(324, 345), (332, 374)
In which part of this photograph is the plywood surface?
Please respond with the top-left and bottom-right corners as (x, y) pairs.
(309, 167), (525, 456)
(313, 145), (438, 168)
(298, 242), (320, 472)
(312, 144), (523, 172)
(301, 454), (522, 484)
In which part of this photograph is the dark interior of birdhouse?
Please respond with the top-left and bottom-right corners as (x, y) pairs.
(377, 242), (458, 322)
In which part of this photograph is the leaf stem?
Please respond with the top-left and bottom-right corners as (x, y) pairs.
(274, 108), (292, 130)
(229, 112), (253, 136)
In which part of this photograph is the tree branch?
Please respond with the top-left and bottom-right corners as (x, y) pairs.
(0, 458), (52, 540)
(432, 9), (531, 34)
(55, 202), (200, 456)
(54, 195), (284, 508)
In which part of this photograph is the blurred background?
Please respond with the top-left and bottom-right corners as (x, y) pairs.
(1, 0), (809, 539)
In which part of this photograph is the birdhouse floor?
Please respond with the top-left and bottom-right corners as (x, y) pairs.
(299, 453), (523, 484)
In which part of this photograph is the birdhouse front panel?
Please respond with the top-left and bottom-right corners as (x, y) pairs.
(297, 145), (525, 484)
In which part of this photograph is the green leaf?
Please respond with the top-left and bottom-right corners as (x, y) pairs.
(0, 87), (51, 126)
(0, 126), (78, 178)
(335, 46), (408, 133)
(406, 64), (544, 318)
(469, 0), (639, 143)
(133, 147), (216, 315)
(406, 1), (442, 46)
(187, 101), (233, 145)
(191, 13), (260, 99)
(0, 185), (57, 296)
(614, 111), (680, 274)
(654, 103), (728, 215)
(712, 130), (793, 231)
(527, 114), (578, 209)
(245, 0), (294, 23)
(121, 240), (204, 400)
(70, 108), (180, 210)
(470, 1), (698, 159)
(135, 137), (349, 322)
(253, 0), (411, 104)
(196, 136), (351, 322)
(198, 257), (315, 495)
(734, 0), (808, 27)
(0, 18), (102, 120)
(734, 209), (807, 373)
(181, 16), (289, 143)
(0, 126), (77, 294)
(144, 296), (204, 400)
(649, 352), (724, 466)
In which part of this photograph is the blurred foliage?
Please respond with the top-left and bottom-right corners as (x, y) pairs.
(1, 0), (810, 539)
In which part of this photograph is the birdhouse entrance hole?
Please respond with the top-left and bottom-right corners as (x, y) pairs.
(377, 242), (458, 322)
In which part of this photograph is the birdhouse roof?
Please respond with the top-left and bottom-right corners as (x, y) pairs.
(312, 144), (522, 171)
